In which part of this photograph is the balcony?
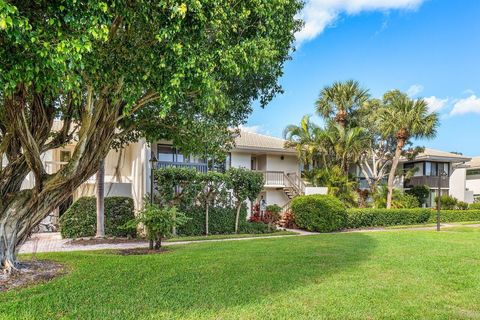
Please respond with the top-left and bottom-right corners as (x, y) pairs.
(156, 161), (208, 173)
(404, 176), (449, 189)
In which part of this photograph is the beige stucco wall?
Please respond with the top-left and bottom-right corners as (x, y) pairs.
(449, 167), (467, 201)
(264, 189), (290, 208)
(466, 174), (480, 201)
(266, 154), (298, 174)
(231, 151), (251, 169)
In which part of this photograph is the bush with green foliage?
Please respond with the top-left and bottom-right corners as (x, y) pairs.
(60, 197), (136, 239)
(469, 202), (480, 210)
(265, 204), (282, 223)
(177, 205), (272, 236)
(406, 185), (430, 206)
(347, 208), (431, 228)
(126, 204), (189, 249)
(428, 210), (480, 223)
(434, 195), (458, 210)
(373, 187), (420, 209)
(292, 195), (347, 232)
(456, 201), (469, 210)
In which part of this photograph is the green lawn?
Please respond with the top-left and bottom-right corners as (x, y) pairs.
(165, 230), (298, 242)
(2, 228), (480, 319)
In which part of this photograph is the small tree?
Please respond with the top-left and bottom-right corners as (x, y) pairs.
(128, 204), (189, 249)
(406, 185), (430, 207)
(198, 172), (228, 235)
(226, 168), (264, 233)
(154, 167), (202, 208)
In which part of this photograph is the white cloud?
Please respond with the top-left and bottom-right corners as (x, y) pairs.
(296, 0), (425, 44)
(450, 95), (480, 116)
(424, 96), (448, 113)
(407, 84), (424, 97)
(238, 125), (262, 134)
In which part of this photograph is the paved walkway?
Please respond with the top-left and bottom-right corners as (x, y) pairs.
(19, 223), (480, 254)
(19, 231), (308, 254)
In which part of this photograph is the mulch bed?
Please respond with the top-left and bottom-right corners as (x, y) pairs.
(114, 248), (168, 256)
(67, 237), (146, 246)
(0, 260), (65, 292)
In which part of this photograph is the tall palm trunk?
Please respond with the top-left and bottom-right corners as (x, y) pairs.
(386, 139), (405, 209)
(96, 160), (105, 238)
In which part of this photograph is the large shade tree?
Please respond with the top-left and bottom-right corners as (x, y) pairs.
(0, 0), (303, 273)
(378, 90), (439, 209)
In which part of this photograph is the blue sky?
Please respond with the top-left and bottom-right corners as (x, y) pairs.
(245, 0), (480, 156)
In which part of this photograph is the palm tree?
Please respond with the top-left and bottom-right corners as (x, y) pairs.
(283, 115), (323, 168)
(378, 90), (439, 209)
(316, 80), (370, 128)
(321, 124), (369, 174)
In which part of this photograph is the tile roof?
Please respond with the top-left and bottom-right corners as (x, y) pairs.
(234, 130), (295, 153)
(466, 156), (480, 169)
(402, 148), (471, 162)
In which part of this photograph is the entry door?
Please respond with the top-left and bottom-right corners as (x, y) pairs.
(251, 156), (257, 170)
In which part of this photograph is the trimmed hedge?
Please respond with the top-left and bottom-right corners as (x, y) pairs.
(428, 209), (480, 223)
(177, 205), (272, 236)
(346, 208), (480, 229)
(292, 195), (347, 233)
(60, 197), (136, 238)
(347, 208), (431, 228)
(469, 203), (480, 210)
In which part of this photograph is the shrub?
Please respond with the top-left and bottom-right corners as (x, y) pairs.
(405, 185), (430, 206)
(428, 210), (480, 223)
(374, 187), (420, 209)
(434, 195), (458, 210)
(280, 209), (297, 229)
(469, 202), (480, 210)
(60, 197), (136, 238)
(292, 195), (347, 232)
(347, 208), (431, 228)
(456, 201), (469, 210)
(177, 205), (274, 235)
(125, 204), (188, 248)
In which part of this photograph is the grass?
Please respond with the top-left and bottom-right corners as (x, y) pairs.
(2, 228), (480, 319)
(165, 230), (298, 242)
(385, 221), (480, 229)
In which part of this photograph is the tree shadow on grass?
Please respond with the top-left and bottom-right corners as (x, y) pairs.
(0, 233), (376, 319)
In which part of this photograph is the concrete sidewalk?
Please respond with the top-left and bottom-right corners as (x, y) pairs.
(19, 223), (480, 254)
(19, 230), (309, 254)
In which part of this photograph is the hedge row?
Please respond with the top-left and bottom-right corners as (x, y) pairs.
(346, 208), (431, 228)
(60, 197), (136, 238)
(346, 208), (480, 229)
(177, 205), (272, 236)
(427, 209), (480, 223)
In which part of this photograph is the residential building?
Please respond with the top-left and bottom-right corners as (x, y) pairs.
(17, 129), (316, 231)
(400, 149), (472, 206)
(465, 157), (480, 202)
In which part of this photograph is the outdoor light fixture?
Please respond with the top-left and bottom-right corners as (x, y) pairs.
(436, 170), (448, 231)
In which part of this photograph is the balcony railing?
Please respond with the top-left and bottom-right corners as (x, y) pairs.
(156, 161), (208, 173)
(404, 176), (449, 189)
(263, 171), (285, 186)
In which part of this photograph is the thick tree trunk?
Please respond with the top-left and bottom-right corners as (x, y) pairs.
(234, 203), (242, 234)
(0, 187), (77, 273)
(96, 160), (105, 238)
(386, 141), (404, 209)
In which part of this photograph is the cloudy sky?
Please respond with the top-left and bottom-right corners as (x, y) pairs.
(245, 0), (480, 156)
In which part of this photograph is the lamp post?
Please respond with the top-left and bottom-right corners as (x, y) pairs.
(149, 151), (158, 206)
(436, 170), (448, 231)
